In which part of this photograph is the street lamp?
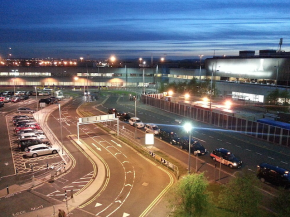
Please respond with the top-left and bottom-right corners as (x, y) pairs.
(12, 69), (18, 95)
(74, 76), (78, 90)
(199, 55), (204, 81)
(183, 122), (192, 174)
(110, 55), (116, 67)
(58, 103), (63, 154)
(274, 61), (279, 87)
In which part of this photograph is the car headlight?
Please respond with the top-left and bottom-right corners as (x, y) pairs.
(233, 163), (237, 166)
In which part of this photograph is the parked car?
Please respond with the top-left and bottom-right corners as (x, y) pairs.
(158, 129), (180, 145)
(15, 124), (41, 133)
(144, 123), (160, 135)
(108, 108), (117, 115)
(4, 96), (12, 102)
(19, 95), (29, 100)
(11, 97), (21, 103)
(129, 117), (144, 128)
(179, 137), (207, 155)
(24, 144), (59, 158)
(15, 91), (22, 96)
(26, 91), (33, 96)
(49, 97), (58, 104)
(118, 111), (131, 121)
(17, 107), (35, 113)
(3, 91), (13, 96)
(0, 97), (5, 102)
(18, 132), (46, 140)
(210, 148), (242, 168)
(17, 129), (43, 136)
(15, 120), (37, 127)
(18, 138), (50, 151)
(257, 163), (290, 188)
(39, 98), (52, 104)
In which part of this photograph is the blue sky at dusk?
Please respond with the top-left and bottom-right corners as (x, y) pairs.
(1, 0), (290, 60)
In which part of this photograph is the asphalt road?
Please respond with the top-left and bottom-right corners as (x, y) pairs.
(97, 94), (290, 190)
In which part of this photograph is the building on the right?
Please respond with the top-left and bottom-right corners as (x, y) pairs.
(204, 49), (290, 103)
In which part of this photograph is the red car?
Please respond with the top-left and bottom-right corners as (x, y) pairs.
(11, 97), (21, 103)
(15, 124), (41, 133)
(0, 97), (5, 102)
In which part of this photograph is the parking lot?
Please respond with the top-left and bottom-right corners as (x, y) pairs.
(6, 113), (62, 175)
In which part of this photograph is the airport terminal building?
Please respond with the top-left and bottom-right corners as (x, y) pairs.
(1, 49), (290, 103)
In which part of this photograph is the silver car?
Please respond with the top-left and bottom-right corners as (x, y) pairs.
(24, 144), (59, 158)
(17, 107), (35, 113)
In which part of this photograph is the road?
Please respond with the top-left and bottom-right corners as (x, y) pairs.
(97, 94), (290, 191)
(0, 94), (174, 217)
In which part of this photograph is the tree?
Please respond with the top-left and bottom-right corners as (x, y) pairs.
(218, 171), (262, 217)
(168, 173), (211, 217)
(266, 88), (280, 105)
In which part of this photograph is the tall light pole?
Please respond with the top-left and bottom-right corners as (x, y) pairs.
(199, 55), (204, 81)
(12, 69), (18, 95)
(184, 122), (192, 174)
(58, 103), (63, 154)
(274, 61), (279, 87)
(134, 97), (137, 139)
(142, 68), (145, 94)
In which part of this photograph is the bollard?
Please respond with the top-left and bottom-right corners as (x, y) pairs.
(6, 186), (9, 194)
(71, 189), (73, 199)
(47, 163), (49, 169)
(15, 168), (18, 175)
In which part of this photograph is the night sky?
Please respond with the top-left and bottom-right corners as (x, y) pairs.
(1, 0), (290, 60)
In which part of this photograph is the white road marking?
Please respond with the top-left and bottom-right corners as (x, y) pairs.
(95, 203), (102, 207)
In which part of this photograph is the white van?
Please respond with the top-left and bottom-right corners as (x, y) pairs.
(55, 90), (64, 100)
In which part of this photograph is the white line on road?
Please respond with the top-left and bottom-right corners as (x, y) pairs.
(256, 152), (262, 155)
(268, 156), (275, 160)
(281, 161), (288, 164)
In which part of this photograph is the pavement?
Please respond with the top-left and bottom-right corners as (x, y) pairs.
(0, 98), (107, 217)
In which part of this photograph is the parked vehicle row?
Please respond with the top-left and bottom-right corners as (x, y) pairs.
(11, 114), (59, 157)
(0, 95), (29, 104)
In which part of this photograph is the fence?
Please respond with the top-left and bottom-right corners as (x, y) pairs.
(141, 95), (290, 147)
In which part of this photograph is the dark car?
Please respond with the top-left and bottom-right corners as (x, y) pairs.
(118, 111), (131, 121)
(210, 148), (242, 168)
(26, 91), (33, 96)
(0, 101), (4, 108)
(39, 98), (52, 104)
(257, 163), (290, 188)
(50, 97), (58, 104)
(108, 108), (117, 115)
(179, 137), (207, 155)
(18, 138), (50, 151)
(20, 95), (29, 100)
(158, 129), (180, 145)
